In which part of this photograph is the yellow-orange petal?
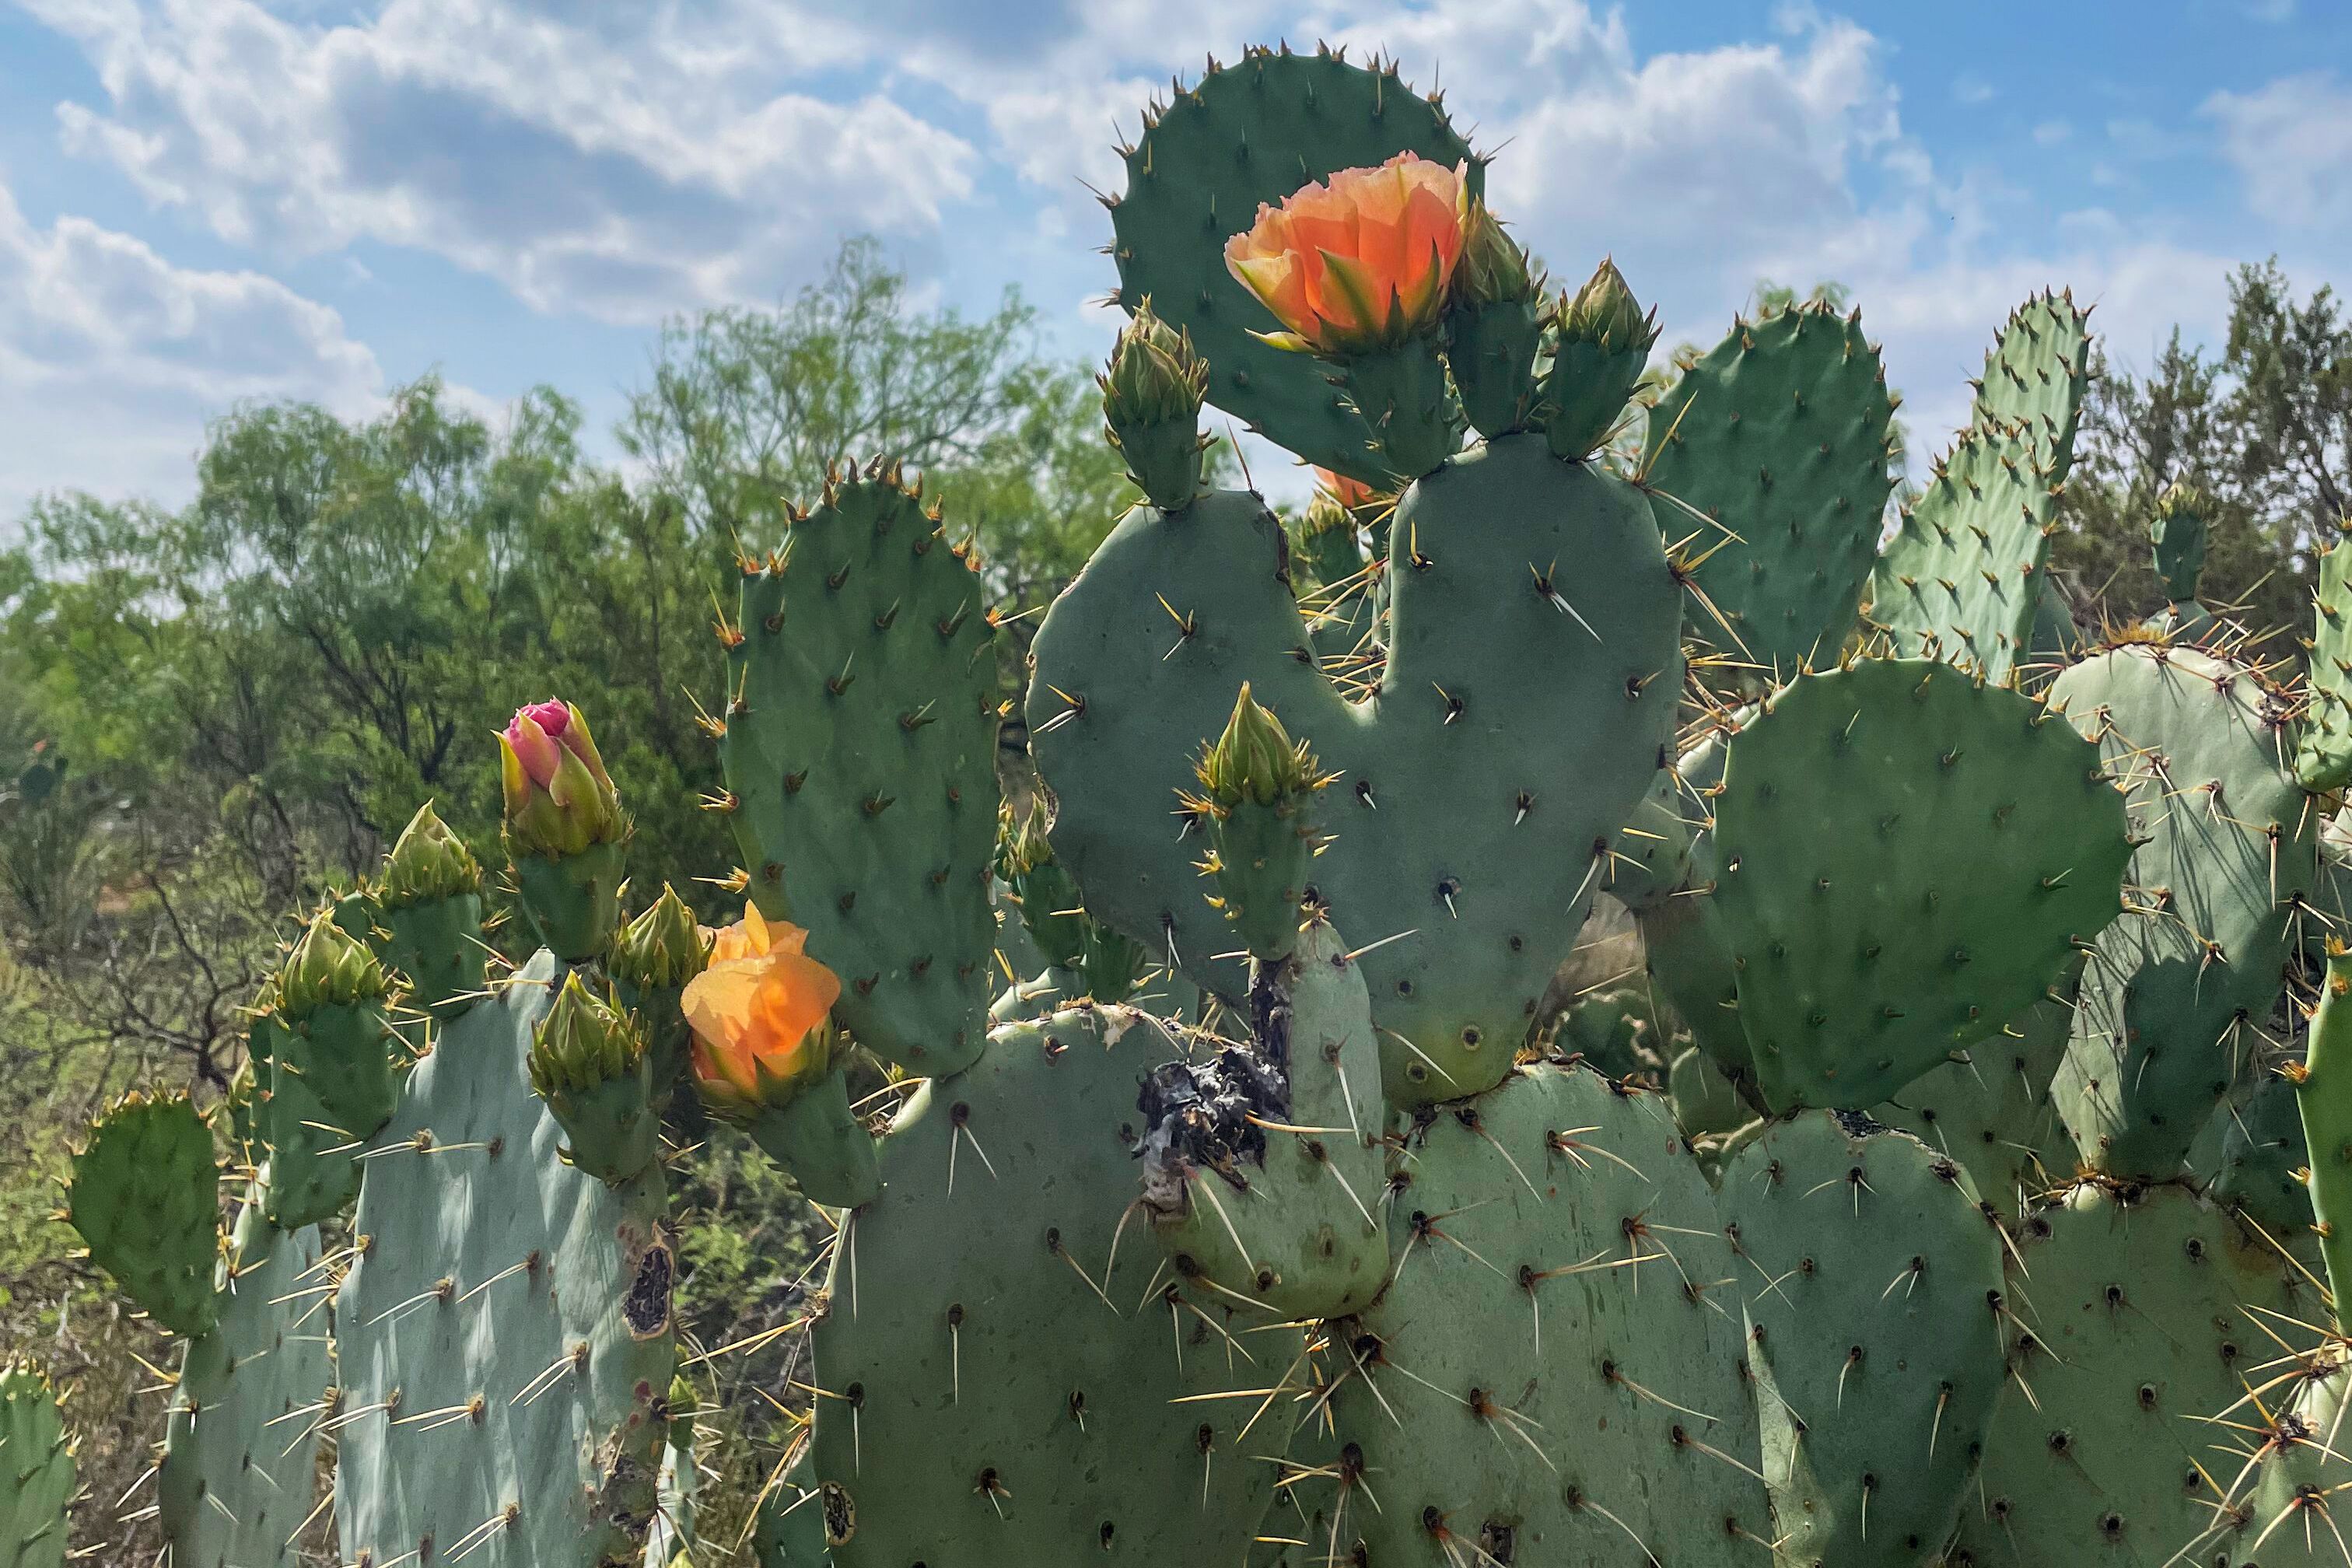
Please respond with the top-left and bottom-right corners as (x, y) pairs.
(1231, 253), (1316, 339)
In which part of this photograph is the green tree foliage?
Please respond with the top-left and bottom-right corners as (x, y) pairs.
(2050, 261), (2348, 638)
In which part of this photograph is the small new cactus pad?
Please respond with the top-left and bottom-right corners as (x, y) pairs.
(1719, 1112), (2007, 1566)
(0, 1362), (72, 1568)
(2149, 481), (2210, 609)
(1709, 657), (2130, 1111)
(1290, 1065), (1771, 1566)
(1869, 293), (2093, 681)
(1951, 1181), (2306, 1567)
(1867, 987), (2077, 1216)
(1110, 45), (1479, 482)
(1136, 918), (1390, 1318)
(67, 1090), (221, 1338)
(1185, 684), (1333, 961)
(257, 1012), (362, 1230)
(334, 952), (677, 1568)
(159, 1172), (330, 1568)
(2050, 644), (2315, 1179)
(374, 801), (488, 1018)
(808, 1001), (1290, 1568)
(2299, 523), (2352, 791)
(1444, 201), (1545, 439)
(1640, 302), (1898, 677)
(1030, 437), (1682, 1107)
(722, 464), (999, 1076)
(1099, 299), (1209, 511)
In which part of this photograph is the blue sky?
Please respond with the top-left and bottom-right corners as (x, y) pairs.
(2, 0), (2347, 517)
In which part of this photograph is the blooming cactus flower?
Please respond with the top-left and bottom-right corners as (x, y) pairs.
(1224, 152), (1468, 354)
(497, 699), (624, 858)
(681, 905), (842, 1114)
(1313, 467), (1384, 510)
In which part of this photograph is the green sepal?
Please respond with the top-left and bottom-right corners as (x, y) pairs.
(1541, 260), (1658, 460)
(278, 906), (389, 1020)
(65, 1092), (222, 1339)
(740, 1062), (881, 1209)
(609, 885), (712, 1096)
(512, 837), (625, 962)
(529, 970), (660, 1185)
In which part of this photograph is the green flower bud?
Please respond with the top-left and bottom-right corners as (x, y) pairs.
(1195, 684), (1328, 813)
(609, 885), (713, 993)
(1453, 201), (1539, 308)
(278, 907), (389, 1020)
(1559, 259), (1660, 354)
(377, 802), (483, 908)
(528, 971), (659, 1184)
(1102, 298), (1211, 513)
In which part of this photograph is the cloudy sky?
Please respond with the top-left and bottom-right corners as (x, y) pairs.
(2, 0), (2347, 518)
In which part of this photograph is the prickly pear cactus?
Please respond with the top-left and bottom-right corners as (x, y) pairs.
(720, 465), (1000, 1076)
(1719, 1112), (2007, 1566)
(1868, 989), (2077, 1216)
(1640, 302), (1898, 677)
(1031, 436), (1683, 1107)
(0, 1363), (72, 1568)
(1708, 656), (2130, 1110)
(1948, 1181), (2306, 1567)
(807, 996), (1289, 1568)
(1870, 294), (2093, 681)
(2050, 643), (2315, 1179)
(159, 1171), (331, 1568)
(2299, 520), (2352, 793)
(333, 952), (677, 1568)
(65, 1090), (221, 1339)
(1109, 45), (1479, 481)
(1289, 1064), (1772, 1568)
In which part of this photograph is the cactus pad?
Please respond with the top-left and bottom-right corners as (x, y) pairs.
(1867, 990), (2077, 1216)
(1031, 438), (1683, 1106)
(807, 1000), (1289, 1567)
(67, 1091), (221, 1339)
(1640, 303), (1897, 677)
(723, 465), (999, 1076)
(0, 1363), (72, 1568)
(2300, 524), (2352, 793)
(1718, 1112), (2007, 1566)
(1110, 46), (1478, 481)
(159, 1172), (331, 1568)
(1949, 1181), (2306, 1567)
(1709, 657), (2130, 1110)
(1290, 1064), (1771, 1567)
(334, 952), (678, 1568)
(2050, 644), (2315, 1179)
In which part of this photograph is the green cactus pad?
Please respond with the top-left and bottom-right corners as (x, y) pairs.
(807, 1001), (1288, 1568)
(1868, 988), (2077, 1216)
(1136, 919), (1390, 1318)
(2299, 525), (2352, 792)
(257, 1011), (362, 1230)
(1291, 1064), (1771, 1566)
(1109, 45), (1479, 482)
(512, 838), (625, 963)
(1668, 1043), (1750, 1136)
(0, 1362), (72, 1568)
(1030, 439), (1683, 1107)
(67, 1091), (221, 1338)
(2207, 1068), (2314, 1248)
(159, 1171), (331, 1568)
(1950, 1181), (2307, 1568)
(334, 952), (677, 1568)
(1710, 657), (2130, 1111)
(2210, 1350), (2350, 1566)
(722, 466), (999, 1076)
(1869, 293), (2093, 682)
(375, 803), (488, 1018)
(1719, 1112), (2007, 1566)
(2049, 644), (2315, 1179)
(1640, 302), (1898, 677)
(754, 1447), (828, 1568)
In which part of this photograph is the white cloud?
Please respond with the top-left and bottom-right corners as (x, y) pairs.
(1951, 72), (1994, 105)
(2033, 119), (2072, 145)
(0, 181), (387, 517)
(26, 0), (982, 324)
(2205, 72), (2352, 229)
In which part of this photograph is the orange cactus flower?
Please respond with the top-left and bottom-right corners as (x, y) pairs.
(1224, 152), (1468, 354)
(1313, 467), (1384, 509)
(681, 905), (841, 1110)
